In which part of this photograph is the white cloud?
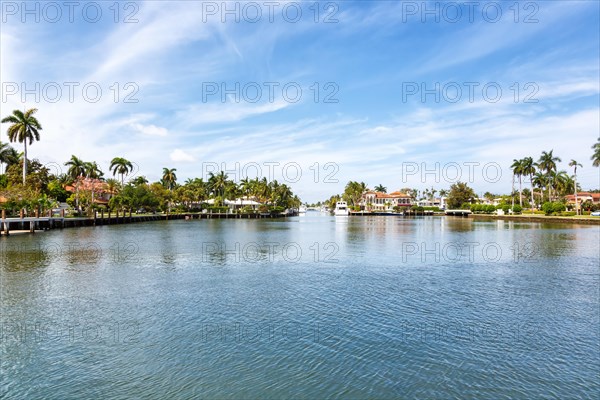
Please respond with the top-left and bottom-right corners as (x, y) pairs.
(178, 100), (291, 126)
(170, 149), (196, 163)
(130, 123), (168, 137)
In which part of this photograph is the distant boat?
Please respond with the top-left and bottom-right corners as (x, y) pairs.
(334, 201), (349, 216)
(299, 205), (307, 214)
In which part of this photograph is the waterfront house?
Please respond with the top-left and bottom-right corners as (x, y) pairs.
(417, 197), (446, 209)
(361, 191), (412, 211)
(65, 178), (114, 207)
(205, 197), (263, 212)
(565, 192), (600, 209)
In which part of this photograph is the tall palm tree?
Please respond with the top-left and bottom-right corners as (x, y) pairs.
(521, 157), (536, 209)
(568, 160), (582, 214)
(532, 172), (547, 203)
(110, 157), (134, 186)
(537, 150), (561, 201)
(592, 137), (600, 167)
(84, 161), (103, 205)
(510, 159), (523, 207)
(374, 184), (387, 193)
(1, 108), (42, 184)
(162, 168), (177, 190)
(65, 155), (87, 209)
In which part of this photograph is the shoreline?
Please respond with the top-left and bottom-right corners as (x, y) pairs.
(2, 211), (597, 237)
(349, 211), (600, 225)
(0, 212), (298, 236)
(469, 213), (600, 225)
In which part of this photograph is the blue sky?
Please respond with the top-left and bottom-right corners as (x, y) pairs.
(1, 0), (599, 201)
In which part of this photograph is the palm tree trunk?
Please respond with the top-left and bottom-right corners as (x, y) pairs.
(518, 176), (523, 207)
(574, 175), (578, 215)
(76, 177), (80, 210)
(22, 139), (28, 184)
(530, 174), (535, 209)
(511, 174), (515, 208)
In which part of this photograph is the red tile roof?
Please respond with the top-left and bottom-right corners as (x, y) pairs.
(364, 191), (411, 199)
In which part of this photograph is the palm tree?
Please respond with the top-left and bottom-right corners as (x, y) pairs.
(240, 177), (252, 197)
(3, 147), (21, 171)
(550, 170), (570, 197)
(65, 155), (87, 209)
(532, 172), (547, 204)
(521, 157), (536, 209)
(510, 158), (521, 207)
(84, 161), (103, 205)
(592, 137), (600, 167)
(131, 176), (148, 186)
(65, 155), (86, 180)
(537, 150), (561, 201)
(162, 168), (177, 190)
(1, 108), (42, 184)
(359, 182), (368, 194)
(429, 187), (437, 202)
(0, 142), (13, 173)
(253, 177), (270, 204)
(510, 159), (523, 207)
(105, 178), (120, 195)
(208, 171), (228, 198)
(85, 161), (103, 180)
(568, 160), (582, 214)
(109, 157), (134, 186)
(374, 184), (387, 193)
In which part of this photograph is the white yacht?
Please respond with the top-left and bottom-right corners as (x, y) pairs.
(299, 205), (307, 214)
(334, 201), (349, 216)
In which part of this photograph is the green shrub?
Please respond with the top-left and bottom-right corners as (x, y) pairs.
(512, 205), (522, 214)
(485, 205), (497, 214)
(241, 206), (256, 214)
(560, 211), (576, 216)
(542, 202), (566, 215)
(502, 204), (510, 213)
(542, 202), (553, 215)
(270, 206), (285, 214)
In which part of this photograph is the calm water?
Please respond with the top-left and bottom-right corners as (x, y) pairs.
(1, 214), (599, 399)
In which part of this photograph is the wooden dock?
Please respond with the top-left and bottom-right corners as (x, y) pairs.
(444, 209), (472, 217)
(349, 210), (436, 216)
(0, 211), (298, 236)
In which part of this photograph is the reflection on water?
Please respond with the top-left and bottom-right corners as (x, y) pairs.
(1, 215), (598, 399)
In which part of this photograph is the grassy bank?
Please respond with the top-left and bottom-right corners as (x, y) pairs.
(470, 213), (600, 225)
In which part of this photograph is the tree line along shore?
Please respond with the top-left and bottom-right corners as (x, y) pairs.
(1, 108), (599, 221)
(1, 109), (301, 218)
